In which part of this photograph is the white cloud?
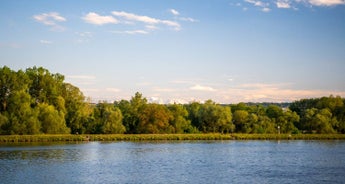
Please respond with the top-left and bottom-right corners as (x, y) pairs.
(170, 9), (180, 15)
(245, 0), (271, 12)
(112, 30), (149, 35)
(306, 0), (345, 6)
(112, 11), (181, 31)
(82, 12), (118, 25)
(146, 25), (159, 30)
(276, 0), (292, 8)
(190, 84), (216, 92)
(217, 82), (345, 103)
(106, 88), (121, 92)
(179, 17), (198, 22)
(148, 97), (165, 104)
(262, 7), (272, 12)
(40, 40), (53, 44)
(75, 32), (92, 37)
(245, 0), (267, 7)
(33, 12), (66, 31)
(33, 12), (66, 26)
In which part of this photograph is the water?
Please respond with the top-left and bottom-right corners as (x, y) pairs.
(1, 140), (345, 184)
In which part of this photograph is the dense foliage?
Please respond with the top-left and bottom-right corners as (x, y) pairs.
(1, 66), (344, 135)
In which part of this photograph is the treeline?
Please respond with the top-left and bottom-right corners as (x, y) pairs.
(1, 66), (344, 135)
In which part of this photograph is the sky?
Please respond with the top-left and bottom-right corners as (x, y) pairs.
(1, 0), (345, 104)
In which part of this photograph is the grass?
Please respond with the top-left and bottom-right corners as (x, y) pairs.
(0, 133), (345, 143)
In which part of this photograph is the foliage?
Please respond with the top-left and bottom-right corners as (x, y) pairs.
(0, 66), (344, 135)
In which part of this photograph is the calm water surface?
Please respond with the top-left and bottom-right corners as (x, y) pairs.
(0, 140), (345, 184)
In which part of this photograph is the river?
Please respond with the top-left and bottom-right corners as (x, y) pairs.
(1, 140), (345, 184)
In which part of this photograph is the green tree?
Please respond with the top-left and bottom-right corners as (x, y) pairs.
(168, 104), (195, 133)
(304, 108), (335, 133)
(7, 90), (40, 134)
(0, 66), (30, 112)
(26, 66), (65, 106)
(137, 103), (172, 134)
(38, 103), (70, 134)
(185, 102), (202, 130)
(116, 92), (147, 133)
(62, 83), (92, 134)
(94, 103), (125, 134)
(0, 113), (9, 135)
(233, 110), (249, 133)
(198, 100), (233, 133)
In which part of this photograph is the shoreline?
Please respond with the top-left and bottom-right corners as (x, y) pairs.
(1, 134), (345, 143)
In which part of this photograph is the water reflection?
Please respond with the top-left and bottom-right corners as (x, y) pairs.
(1, 140), (345, 184)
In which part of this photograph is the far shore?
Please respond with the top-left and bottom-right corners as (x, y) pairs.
(1, 134), (345, 143)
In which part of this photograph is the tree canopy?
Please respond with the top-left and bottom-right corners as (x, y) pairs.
(1, 66), (344, 135)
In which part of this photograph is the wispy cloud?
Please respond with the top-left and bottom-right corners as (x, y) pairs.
(33, 12), (66, 31)
(75, 32), (93, 43)
(276, 0), (292, 8)
(179, 17), (199, 22)
(243, 0), (345, 11)
(106, 88), (121, 92)
(170, 9), (180, 16)
(112, 11), (181, 31)
(218, 82), (345, 103)
(190, 84), (216, 92)
(112, 30), (149, 35)
(40, 40), (53, 44)
(245, 0), (271, 12)
(82, 12), (118, 25)
(306, 0), (345, 6)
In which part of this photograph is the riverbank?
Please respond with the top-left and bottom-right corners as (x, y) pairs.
(1, 134), (345, 143)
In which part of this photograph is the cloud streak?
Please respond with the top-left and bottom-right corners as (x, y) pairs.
(307, 0), (345, 6)
(82, 12), (118, 25)
(112, 11), (181, 31)
(170, 9), (180, 15)
(33, 12), (66, 31)
(245, 0), (271, 12)
(190, 84), (216, 92)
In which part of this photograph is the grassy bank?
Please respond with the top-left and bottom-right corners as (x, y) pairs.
(1, 134), (345, 143)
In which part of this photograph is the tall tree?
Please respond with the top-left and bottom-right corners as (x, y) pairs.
(116, 92), (147, 133)
(168, 104), (195, 133)
(7, 90), (40, 134)
(38, 103), (70, 134)
(137, 103), (172, 134)
(198, 100), (233, 133)
(62, 83), (92, 134)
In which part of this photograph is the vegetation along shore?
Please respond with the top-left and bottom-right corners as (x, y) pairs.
(1, 66), (345, 138)
(1, 134), (345, 143)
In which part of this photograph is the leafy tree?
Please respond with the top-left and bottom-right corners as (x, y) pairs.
(62, 83), (92, 134)
(7, 90), (40, 134)
(26, 66), (65, 106)
(38, 103), (70, 134)
(304, 108), (335, 133)
(168, 104), (195, 133)
(233, 110), (249, 133)
(0, 66), (30, 112)
(94, 103), (125, 134)
(0, 113), (9, 135)
(116, 92), (147, 133)
(198, 100), (233, 133)
(185, 102), (202, 130)
(137, 103), (173, 134)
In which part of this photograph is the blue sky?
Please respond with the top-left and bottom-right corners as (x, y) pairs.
(1, 0), (345, 103)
